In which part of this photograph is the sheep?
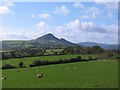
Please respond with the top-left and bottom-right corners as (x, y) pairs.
(1, 77), (6, 80)
(66, 67), (69, 70)
(74, 67), (77, 70)
(37, 74), (43, 78)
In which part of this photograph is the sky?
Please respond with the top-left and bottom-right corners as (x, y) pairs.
(0, 1), (118, 44)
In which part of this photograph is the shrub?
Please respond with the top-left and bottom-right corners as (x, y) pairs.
(18, 62), (24, 67)
(54, 51), (58, 55)
(41, 60), (49, 65)
(77, 56), (81, 60)
(88, 56), (92, 60)
(32, 60), (42, 66)
(2, 64), (16, 69)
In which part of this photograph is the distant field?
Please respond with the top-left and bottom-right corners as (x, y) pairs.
(2, 40), (29, 45)
(2, 60), (118, 88)
(44, 49), (63, 55)
(2, 54), (97, 67)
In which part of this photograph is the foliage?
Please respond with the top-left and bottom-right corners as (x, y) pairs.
(29, 56), (83, 67)
(2, 48), (44, 59)
(18, 62), (24, 67)
(2, 64), (16, 69)
(62, 45), (105, 55)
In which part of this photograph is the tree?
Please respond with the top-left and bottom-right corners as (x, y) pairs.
(32, 60), (42, 66)
(18, 62), (24, 67)
(54, 51), (58, 55)
(2, 64), (16, 69)
(91, 46), (104, 54)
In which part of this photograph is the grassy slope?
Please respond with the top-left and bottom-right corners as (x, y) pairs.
(2, 60), (118, 88)
(2, 55), (97, 67)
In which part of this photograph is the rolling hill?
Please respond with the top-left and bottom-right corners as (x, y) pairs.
(1, 33), (119, 50)
(2, 33), (76, 50)
(78, 42), (119, 50)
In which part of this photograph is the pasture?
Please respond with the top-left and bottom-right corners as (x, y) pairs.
(2, 60), (118, 88)
(2, 54), (97, 67)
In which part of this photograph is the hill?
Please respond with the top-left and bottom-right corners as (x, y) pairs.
(1, 33), (119, 50)
(78, 42), (119, 50)
(2, 33), (76, 50)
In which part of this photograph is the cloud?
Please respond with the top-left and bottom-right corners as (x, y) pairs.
(0, 6), (11, 14)
(1, 19), (118, 44)
(55, 5), (70, 15)
(88, 7), (100, 18)
(95, 2), (118, 10)
(0, 28), (28, 40)
(32, 14), (36, 18)
(64, 19), (107, 33)
(7, 33), (28, 40)
(0, 27), (47, 40)
(3, 2), (14, 7)
(66, 19), (80, 29)
(38, 13), (50, 18)
(35, 21), (47, 29)
(74, 3), (100, 19)
(32, 13), (51, 19)
(52, 19), (117, 44)
(73, 2), (85, 9)
(108, 13), (113, 18)
(0, 2), (14, 14)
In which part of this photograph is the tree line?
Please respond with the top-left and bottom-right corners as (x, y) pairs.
(2, 55), (98, 70)
(1, 45), (119, 60)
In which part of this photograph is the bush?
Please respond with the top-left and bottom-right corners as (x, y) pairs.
(77, 56), (81, 60)
(32, 60), (42, 66)
(41, 60), (49, 65)
(2, 64), (16, 69)
(18, 62), (24, 67)
(88, 56), (92, 60)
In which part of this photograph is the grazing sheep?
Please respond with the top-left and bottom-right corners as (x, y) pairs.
(74, 67), (77, 70)
(66, 67), (69, 70)
(37, 74), (43, 78)
(1, 77), (6, 80)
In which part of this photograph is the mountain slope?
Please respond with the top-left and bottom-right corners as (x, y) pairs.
(36, 33), (60, 43)
(32, 33), (76, 47)
(78, 42), (118, 50)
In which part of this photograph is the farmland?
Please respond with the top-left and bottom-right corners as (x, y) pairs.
(2, 54), (118, 88)
(2, 54), (97, 67)
(2, 60), (118, 88)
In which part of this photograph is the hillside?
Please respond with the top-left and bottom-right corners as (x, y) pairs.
(2, 33), (76, 50)
(78, 42), (119, 50)
(1, 33), (119, 50)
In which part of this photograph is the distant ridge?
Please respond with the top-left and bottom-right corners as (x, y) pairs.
(78, 42), (119, 50)
(1, 33), (119, 50)
(32, 33), (76, 47)
(36, 33), (60, 42)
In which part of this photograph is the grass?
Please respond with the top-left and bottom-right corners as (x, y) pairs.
(44, 49), (63, 55)
(2, 60), (118, 88)
(2, 54), (97, 67)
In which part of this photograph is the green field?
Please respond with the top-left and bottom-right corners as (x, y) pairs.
(2, 55), (118, 88)
(2, 54), (97, 67)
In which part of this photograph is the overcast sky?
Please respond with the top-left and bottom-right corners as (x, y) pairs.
(0, 2), (118, 44)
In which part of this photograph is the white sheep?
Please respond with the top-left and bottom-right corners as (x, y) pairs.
(74, 67), (77, 70)
(37, 74), (43, 78)
(1, 77), (6, 80)
(66, 67), (69, 70)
